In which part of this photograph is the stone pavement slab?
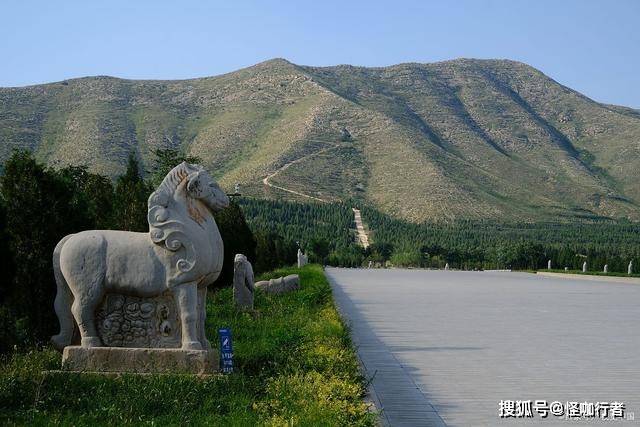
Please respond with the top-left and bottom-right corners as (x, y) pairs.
(327, 268), (640, 426)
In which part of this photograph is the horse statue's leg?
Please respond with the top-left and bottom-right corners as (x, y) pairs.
(60, 234), (106, 348)
(72, 298), (102, 347)
(173, 281), (202, 350)
(197, 287), (211, 350)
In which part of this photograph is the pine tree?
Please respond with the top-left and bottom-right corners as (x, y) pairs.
(112, 154), (150, 232)
(147, 148), (201, 188)
(0, 151), (93, 348)
(214, 199), (257, 285)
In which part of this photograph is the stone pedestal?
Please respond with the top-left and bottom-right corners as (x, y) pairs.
(62, 346), (218, 374)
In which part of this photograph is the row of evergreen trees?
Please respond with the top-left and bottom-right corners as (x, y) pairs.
(0, 150), (288, 353)
(359, 204), (640, 271)
(240, 198), (640, 272)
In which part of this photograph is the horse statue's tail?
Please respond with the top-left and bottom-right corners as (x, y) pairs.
(51, 235), (75, 351)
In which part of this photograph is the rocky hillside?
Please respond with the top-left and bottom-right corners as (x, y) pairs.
(1, 58), (639, 222)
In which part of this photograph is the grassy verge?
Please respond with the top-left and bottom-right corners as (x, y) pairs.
(0, 264), (375, 426)
(538, 269), (640, 278)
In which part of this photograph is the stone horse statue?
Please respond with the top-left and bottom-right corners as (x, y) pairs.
(51, 162), (229, 351)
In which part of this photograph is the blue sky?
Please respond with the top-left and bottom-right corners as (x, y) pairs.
(1, 0), (638, 107)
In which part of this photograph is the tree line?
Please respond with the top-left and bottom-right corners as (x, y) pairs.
(240, 197), (640, 273)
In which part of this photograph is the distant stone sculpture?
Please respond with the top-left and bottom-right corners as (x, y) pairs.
(297, 248), (308, 268)
(582, 261), (587, 273)
(604, 264), (608, 273)
(233, 254), (255, 310)
(255, 274), (300, 294)
(629, 261), (634, 275)
(564, 267), (569, 271)
(547, 260), (552, 270)
(445, 263), (450, 271)
(51, 162), (229, 373)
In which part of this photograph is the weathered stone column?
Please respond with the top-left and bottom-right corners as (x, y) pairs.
(297, 248), (307, 268)
(233, 254), (255, 311)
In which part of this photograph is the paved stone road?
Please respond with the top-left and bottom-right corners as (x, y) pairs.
(352, 208), (370, 249)
(326, 268), (640, 426)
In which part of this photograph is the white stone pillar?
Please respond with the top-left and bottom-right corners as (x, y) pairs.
(297, 249), (307, 268)
(582, 261), (587, 273)
(629, 261), (633, 275)
(547, 260), (552, 270)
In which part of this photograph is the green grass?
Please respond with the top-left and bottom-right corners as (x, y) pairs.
(538, 268), (640, 278)
(0, 265), (375, 426)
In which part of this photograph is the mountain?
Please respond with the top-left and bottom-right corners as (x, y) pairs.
(1, 58), (639, 222)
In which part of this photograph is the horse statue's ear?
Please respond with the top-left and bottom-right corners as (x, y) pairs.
(186, 171), (202, 196)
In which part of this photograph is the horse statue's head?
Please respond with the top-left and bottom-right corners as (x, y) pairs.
(148, 162), (228, 285)
(149, 162), (229, 218)
(184, 166), (230, 213)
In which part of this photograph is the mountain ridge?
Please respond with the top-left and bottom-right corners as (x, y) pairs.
(1, 58), (639, 222)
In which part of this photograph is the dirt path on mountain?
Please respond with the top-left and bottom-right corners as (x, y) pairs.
(261, 141), (341, 202)
(262, 141), (372, 248)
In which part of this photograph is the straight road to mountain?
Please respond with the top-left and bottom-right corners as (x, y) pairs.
(326, 268), (640, 426)
(352, 208), (370, 249)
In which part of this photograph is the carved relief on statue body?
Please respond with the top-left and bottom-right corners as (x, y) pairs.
(51, 162), (229, 355)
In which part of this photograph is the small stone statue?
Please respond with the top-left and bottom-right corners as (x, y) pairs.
(547, 260), (552, 270)
(444, 263), (449, 271)
(564, 267), (569, 271)
(604, 264), (608, 273)
(233, 254), (255, 310)
(582, 261), (587, 273)
(629, 261), (634, 275)
(297, 248), (308, 268)
(255, 274), (300, 294)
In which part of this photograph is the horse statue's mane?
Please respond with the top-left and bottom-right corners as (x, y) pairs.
(147, 162), (203, 285)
